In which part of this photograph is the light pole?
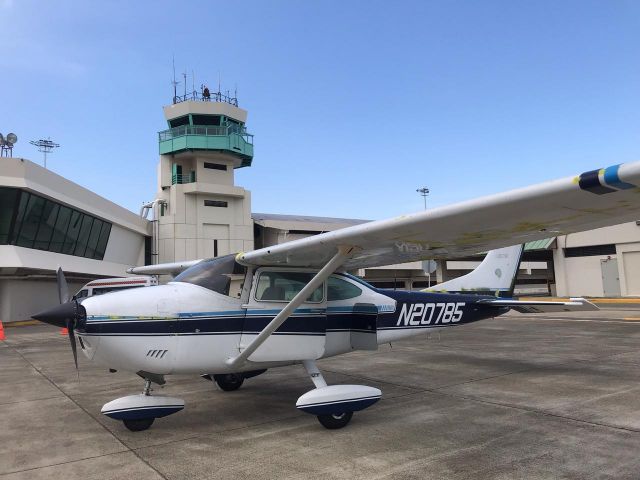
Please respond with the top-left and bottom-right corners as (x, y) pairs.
(29, 138), (60, 169)
(416, 187), (429, 210)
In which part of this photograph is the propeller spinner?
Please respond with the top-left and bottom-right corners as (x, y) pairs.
(32, 268), (86, 369)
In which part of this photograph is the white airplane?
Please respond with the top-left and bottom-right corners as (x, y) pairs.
(34, 162), (640, 432)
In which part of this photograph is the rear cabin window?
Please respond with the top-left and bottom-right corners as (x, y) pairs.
(255, 271), (323, 303)
(327, 276), (362, 301)
(174, 254), (247, 298)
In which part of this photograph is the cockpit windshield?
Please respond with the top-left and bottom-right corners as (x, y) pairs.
(173, 254), (247, 297)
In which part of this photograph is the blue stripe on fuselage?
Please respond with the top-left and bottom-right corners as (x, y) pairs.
(81, 291), (506, 337)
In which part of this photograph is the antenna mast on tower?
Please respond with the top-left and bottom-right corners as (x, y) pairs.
(171, 56), (179, 104)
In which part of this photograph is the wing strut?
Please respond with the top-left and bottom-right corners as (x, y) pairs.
(225, 246), (356, 369)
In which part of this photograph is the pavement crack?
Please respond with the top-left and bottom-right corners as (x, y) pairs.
(0, 451), (135, 477)
(426, 388), (640, 435)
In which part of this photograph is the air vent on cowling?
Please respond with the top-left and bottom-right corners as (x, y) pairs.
(146, 349), (168, 359)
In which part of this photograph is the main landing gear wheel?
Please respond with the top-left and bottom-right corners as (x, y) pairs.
(317, 411), (353, 430)
(123, 417), (155, 432)
(213, 373), (244, 391)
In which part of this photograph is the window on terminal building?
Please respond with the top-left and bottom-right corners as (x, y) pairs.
(0, 188), (112, 260)
(0, 187), (19, 244)
(564, 244), (616, 258)
(204, 200), (228, 208)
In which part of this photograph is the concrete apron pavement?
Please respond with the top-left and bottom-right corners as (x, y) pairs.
(2, 308), (640, 479)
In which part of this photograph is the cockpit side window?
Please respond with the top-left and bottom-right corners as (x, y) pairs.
(255, 271), (324, 303)
(174, 254), (247, 297)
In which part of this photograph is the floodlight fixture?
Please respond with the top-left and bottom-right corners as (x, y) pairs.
(0, 132), (18, 157)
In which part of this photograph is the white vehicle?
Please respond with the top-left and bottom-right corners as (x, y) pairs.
(75, 276), (157, 300)
(34, 161), (640, 432)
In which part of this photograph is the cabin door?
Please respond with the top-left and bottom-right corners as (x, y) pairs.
(240, 269), (327, 362)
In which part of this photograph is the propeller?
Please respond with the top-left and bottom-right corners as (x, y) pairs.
(32, 267), (85, 370)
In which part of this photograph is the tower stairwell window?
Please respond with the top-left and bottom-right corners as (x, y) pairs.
(204, 200), (228, 208)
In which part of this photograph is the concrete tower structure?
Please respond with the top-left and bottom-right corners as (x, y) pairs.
(155, 92), (254, 263)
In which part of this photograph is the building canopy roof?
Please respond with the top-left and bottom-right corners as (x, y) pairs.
(524, 238), (556, 251)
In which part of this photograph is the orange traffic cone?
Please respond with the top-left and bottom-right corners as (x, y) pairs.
(60, 327), (68, 335)
(0, 321), (5, 341)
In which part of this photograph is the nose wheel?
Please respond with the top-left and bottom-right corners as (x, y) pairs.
(101, 378), (185, 432)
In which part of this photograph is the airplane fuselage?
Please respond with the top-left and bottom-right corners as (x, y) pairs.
(76, 268), (506, 376)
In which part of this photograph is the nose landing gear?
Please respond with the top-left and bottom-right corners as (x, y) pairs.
(101, 377), (185, 432)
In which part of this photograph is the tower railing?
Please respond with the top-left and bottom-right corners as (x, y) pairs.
(173, 90), (239, 106)
(158, 125), (254, 144)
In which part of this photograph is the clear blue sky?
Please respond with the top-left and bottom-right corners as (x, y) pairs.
(2, 0), (639, 220)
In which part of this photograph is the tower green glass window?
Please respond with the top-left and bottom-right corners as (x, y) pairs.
(0, 187), (112, 260)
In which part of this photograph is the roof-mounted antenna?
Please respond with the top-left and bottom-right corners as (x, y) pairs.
(192, 70), (196, 99)
(171, 56), (179, 104)
(182, 70), (187, 100)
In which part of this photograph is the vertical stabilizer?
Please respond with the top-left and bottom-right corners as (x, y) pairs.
(424, 244), (524, 297)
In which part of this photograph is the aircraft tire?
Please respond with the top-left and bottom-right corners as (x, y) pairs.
(123, 417), (155, 431)
(213, 373), (244, 391)
(317, 411), (353, 429)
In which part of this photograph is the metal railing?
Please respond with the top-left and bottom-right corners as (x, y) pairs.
(172, 172), (196, 185)
(172, 90), (239, 106)
(158, 125), (253, 144)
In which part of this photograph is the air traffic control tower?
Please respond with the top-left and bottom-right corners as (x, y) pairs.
(155, 90), (255, 263)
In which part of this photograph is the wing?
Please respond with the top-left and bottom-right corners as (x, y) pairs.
(480, 298), (598, 313)
(238, 162), (640, 269)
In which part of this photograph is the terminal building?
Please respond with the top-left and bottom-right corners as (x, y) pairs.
(1, 90), (639, 322)
(0, 158), (149, 322)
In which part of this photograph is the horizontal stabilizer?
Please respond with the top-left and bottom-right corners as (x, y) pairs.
(127, 259), (203, 276)
(479, 297), (598, 313)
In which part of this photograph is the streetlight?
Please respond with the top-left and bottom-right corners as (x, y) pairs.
(29, 138), (60, 169)
(416, 187), (429, 210)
